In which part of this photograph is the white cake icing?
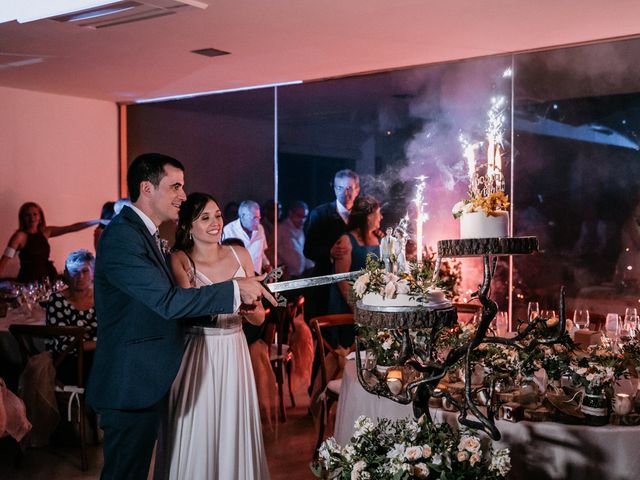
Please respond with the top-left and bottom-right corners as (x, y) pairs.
(460, 211), (509, 239)
(361, 288), (449, 308)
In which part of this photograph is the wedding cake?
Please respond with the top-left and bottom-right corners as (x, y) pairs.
(459, 211), (509, 239)
(361, 288), (449, 309)
(453, 163), (510, 239)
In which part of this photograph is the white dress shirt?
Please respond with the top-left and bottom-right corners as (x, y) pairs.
(277, 218), (314, 277)
(222, 218), (269, 273)
(336, 200), (350, 224)
(128, 204), (240, 311)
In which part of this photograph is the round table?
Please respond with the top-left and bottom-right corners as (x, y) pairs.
(334, 360), (640, 480)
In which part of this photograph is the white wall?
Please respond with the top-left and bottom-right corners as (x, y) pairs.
(0, 86), (119, 279)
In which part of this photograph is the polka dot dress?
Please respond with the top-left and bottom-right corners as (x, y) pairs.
(45, 292), (97, 355)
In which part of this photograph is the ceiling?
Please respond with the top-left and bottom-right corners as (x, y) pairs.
(1, 0), (640, 103)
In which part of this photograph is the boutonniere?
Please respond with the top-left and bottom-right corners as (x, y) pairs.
(159, 238), (171, 256)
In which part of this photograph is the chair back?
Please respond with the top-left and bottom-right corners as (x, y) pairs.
(310, 314), (354, 393)
(9, 325), (86, 388)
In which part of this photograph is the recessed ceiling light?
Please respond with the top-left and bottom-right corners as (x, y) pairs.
(191, 48), (230, 58)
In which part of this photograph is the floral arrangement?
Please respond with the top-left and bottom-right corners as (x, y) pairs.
(452, 191), (510, 219)
(352, 254), (444, 302)
(359, 327), (401, 366)
(568, 345), (626, 391)
(313, 415), (510, 480)
(622, 338), (640, 370)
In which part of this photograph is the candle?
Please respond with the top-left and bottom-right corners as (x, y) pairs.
(613, 393), (632, 415)
(413, 176), (427, 264)
(386, 369), (403, 395)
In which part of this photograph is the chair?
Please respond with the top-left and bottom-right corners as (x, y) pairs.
(9, 325), (89, 470)
(453, 301), (482, 324)
(266, 296), (304, 421)
(310, 313), (355, 458)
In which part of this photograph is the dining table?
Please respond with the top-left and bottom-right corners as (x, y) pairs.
(334, 360), (640, 480)
(0, 305), (45, 389)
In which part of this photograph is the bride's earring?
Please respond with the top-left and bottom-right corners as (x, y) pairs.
(189, 232), (192, 241)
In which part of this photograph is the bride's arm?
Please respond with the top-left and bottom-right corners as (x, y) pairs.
(170, 251), (192, 288)
(234, 246), (266, 326)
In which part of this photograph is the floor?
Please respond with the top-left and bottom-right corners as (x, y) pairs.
(0, 386), (320, 480)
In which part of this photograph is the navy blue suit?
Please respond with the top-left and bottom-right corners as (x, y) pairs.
(303, 201), (347, 318)
(87, 206), (234, 479)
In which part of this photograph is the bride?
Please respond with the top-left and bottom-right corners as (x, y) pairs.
(156, 192), (270, 479)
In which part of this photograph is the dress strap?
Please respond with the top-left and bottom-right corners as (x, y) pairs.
(227, 245), (242, 268)
(184, 252), (197, 288)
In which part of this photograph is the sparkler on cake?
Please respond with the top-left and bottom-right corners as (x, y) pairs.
(453, 97), (510, 239)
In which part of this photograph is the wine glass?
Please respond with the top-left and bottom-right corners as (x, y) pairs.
(527, 301), (540, 321)
(605, 313), (620, 341)
(495, 311), (509, 336)
(573, 309), (590, 330)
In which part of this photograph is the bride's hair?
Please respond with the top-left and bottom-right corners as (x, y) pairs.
(174, 192), (220, 252)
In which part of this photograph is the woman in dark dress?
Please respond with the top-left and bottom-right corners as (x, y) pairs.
(327, 195), (383, 346)
(0, 202), (102, 283)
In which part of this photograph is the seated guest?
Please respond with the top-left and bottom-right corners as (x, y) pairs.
(45, 249), (97, 384)
(0, 202), (103, 283)
(278, 201), (314, 280)
(223, 200), (271, 274)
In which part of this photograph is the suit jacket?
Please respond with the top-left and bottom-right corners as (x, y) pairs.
(87, 206), (235, 410)
(304, 201), (347, 276)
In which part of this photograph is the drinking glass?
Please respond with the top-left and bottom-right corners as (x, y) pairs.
(527, 302), (540, 321)
(605, 313), (620, 340)
(623, 313), (639, 339)
(541, 310), (557, 321)
(496, 311), (509, 336)
(625, 307), (638, 317)
(573, 309), (590, 330)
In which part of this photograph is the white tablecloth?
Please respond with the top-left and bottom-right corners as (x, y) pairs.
(0, 306), (45, 367)
(335, 361), (640, 480)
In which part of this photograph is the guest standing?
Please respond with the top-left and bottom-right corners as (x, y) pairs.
(223, 200), (271, 274)
(327, 195), (382, 346)
(86, 153), (273, 480)
(0, 202), (103, 283)
(158, 192), (269, 479)
(278, 201), (314, 279)
(304, 170), (360, 318)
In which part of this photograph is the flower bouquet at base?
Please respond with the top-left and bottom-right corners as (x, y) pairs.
(312, 415), (510, 480)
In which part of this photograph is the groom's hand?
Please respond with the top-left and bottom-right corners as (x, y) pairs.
(236, 275), (277, 306)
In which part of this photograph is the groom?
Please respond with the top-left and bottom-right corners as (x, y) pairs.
(87, 153), (274, 480)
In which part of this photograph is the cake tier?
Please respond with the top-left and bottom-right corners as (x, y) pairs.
(361, 289), (449, 309)
(356, 302), (457, 329)
(460, 211), (509, 239)
(437, 236), (538, 258)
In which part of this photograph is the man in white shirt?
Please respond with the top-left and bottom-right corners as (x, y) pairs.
(278, 201), (314, 279)
(223, 200), (270, 274)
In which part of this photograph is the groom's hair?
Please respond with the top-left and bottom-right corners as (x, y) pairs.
(127, 153), (184, 202)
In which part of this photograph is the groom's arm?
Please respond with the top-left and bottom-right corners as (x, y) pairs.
(99, 222), (234, 319)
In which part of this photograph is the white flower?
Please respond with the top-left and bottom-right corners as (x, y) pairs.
(457, 451), (469, 462)
(353, 273), (370, 297)
(421, 445), (432, 458)
(404, 446), (423, 461)
(396, 280), (410, 295)
(343, 444), (356, 462)
(384, 281), (397, 299)
(490, 448), (511, 476)
(351, 461), (367, 480)
(458, 435), (481, 453)
(461, 202), (476, 214)
(452, 200), (466, 216)
(431, 453), (442, 465)
(360, 473), (370, 480)
(387, 443), (406, 461)
(353, 416), (374, 439)
(413, 463), (430, 478)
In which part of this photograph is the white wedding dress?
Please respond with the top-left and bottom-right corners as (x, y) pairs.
(157, 247), (270, 480)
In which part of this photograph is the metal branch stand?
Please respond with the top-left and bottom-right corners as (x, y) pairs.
(353, 236), (569, 441)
